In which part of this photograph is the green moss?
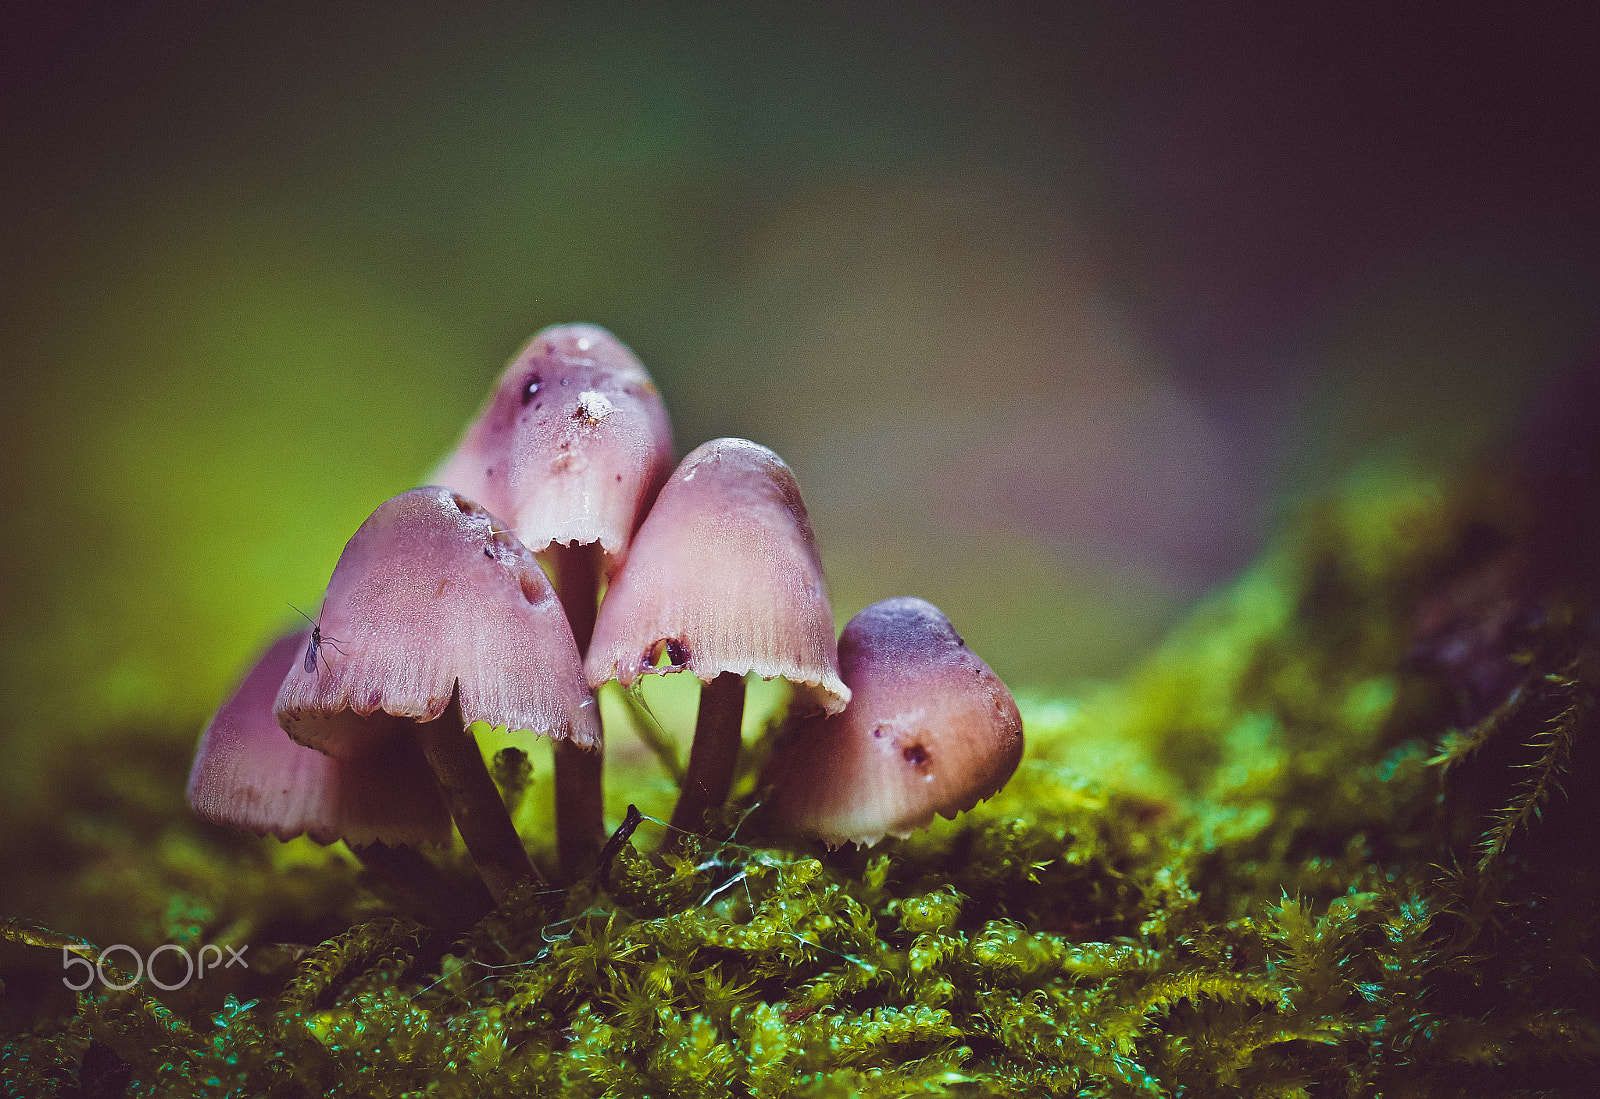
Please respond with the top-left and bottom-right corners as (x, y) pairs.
(5, 464), (1600, 1096)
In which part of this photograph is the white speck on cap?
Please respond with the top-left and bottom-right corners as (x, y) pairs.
(428, 323), (674, 570)
(575, 390), (615, 426)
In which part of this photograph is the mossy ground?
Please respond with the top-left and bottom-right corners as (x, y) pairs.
(4, 467), (1599, 1097)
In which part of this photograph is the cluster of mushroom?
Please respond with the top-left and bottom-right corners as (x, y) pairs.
(187, 324), (1024, 911)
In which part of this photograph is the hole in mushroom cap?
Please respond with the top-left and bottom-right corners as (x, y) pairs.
(647, 638), (690, 669)
(517, 570), (547, 606)
(522, 372), (542, 404)
(902, 744), (930, 766)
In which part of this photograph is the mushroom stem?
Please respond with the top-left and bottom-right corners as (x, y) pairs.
(547, 541), (606, 877)
(665, 671), (747, 850)
(548, 541), (601, 651)
(552, 741), (604, 875)
(413, 696), (544, 902)
(350, 842), (493, 928)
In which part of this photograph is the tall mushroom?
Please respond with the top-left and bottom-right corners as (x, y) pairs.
(585, 438), (849, 847)
(275, 487), (599, 902)
(433, 323), (673, 873)
(761, 597), (1023, 847)
(188, 629), (487, 925)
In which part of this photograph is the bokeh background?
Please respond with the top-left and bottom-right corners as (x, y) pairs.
(3, 2), (1599, 757)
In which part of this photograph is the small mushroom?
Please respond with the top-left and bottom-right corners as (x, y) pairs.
(190, 629), (451, 846)
(433, 323), (674, 577)
(761, 597), (1023, 847)
(433, 323), (674, 873)
(586, 438), (849, 847)
(276, 487), (599, 902)
(188, 630), (489, 925)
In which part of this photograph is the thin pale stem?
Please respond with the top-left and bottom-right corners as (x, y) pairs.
(665, 671), (747, 851)
(622, 684), (687, 785)
(548, 541), (606, 878)
(413, 696), (543, 903)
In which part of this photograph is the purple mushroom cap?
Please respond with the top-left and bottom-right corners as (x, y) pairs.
(188, 629), (452, 846)
(584, 438), (849, 710)
(432, 323), (674, 572)
(762, 597), (1023, 846)
(275, 487), (600, 757)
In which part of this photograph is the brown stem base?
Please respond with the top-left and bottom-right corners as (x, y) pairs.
(548, 541), (606, 877)
(552, 738), (605, 876)
(665, 671), (747, 851)
(414, 696), (543, 903)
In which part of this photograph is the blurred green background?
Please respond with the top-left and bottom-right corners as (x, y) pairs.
(3, 1), (1598, 753)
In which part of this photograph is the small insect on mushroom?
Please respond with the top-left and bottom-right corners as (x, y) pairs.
(289, 604), (346, 675)
(275, 487), (601, 902)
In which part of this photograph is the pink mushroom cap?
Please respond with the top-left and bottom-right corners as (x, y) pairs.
(188, 629), (452, 846)
(275, 487), (600, 758)
(762, 597), (1024, 846)
(431, 323), (673, 572)
(584, 438), (849, 711)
